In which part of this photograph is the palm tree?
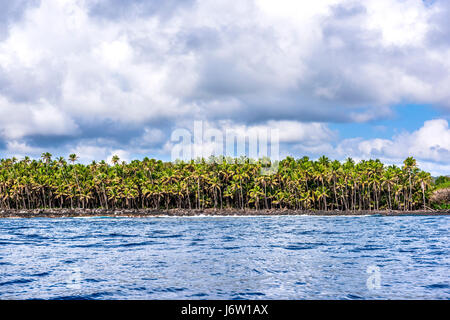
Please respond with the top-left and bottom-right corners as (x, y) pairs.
(41, 153), (52, 164)
(416, 171), (431, 209)
(403, 157), (417, 210)
(111, 155), (120, 166)
(248, 185), (263, 210)
(69, 154), (79, 164)
(0, 154), (435, 212)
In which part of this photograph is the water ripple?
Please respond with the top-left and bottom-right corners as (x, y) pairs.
(0, 215), (448, 299)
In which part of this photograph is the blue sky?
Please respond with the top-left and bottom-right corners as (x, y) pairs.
(331, 104), (445, 140)
(0, 0), (449, 175)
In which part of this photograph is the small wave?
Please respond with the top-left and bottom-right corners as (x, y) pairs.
(63, 259), (76, 264)
(128, 286), (147, 291)
(70, 240), (158, 248)
(424, 283), (449, 289)
(70, 243), (102, 248)
(429, 251), (446, 256)
(0, 278), (34, 286)
(65, 235), (92, 240)
(114, 241), (156, 248)
(149, 229), (168, 234)
(0, 241), (17, 245)
(147, 234), (183, 239)
(30, 272), (51, 277)
(103, 233), (137, 238)
(282, 242), (327, 250)
(351, 245), (385, 252)
(233, 292), (265, 297)
(320, 231), (336, 235)
(283, 245), (315, 250)
(245, 292), (265, 296)
(23, 234), (49, 240)
(190, 293), (208, 297)
(346, 294), (364, 300)
(51, 291), (114, 300)
(212, 246), (240, 250)
(293, 230), (316, 235)
(153, 287), (186, 293)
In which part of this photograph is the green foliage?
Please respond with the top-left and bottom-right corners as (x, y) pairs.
(433, 176), (450, 190)
(435, 181), (450, 190)
(435, 176), (450, 185)
(431, 203), (450, 210)
(0, 155), (433, 211)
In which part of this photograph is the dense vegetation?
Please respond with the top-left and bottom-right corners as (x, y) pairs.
(0, 153), (439, 211)
(430, 176), (450, 209)
(434, 176), (450, 190)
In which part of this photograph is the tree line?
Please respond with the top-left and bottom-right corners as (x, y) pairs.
(0, 153), (434, 211)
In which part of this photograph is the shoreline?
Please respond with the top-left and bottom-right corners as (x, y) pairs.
(1, 208), (449, 218)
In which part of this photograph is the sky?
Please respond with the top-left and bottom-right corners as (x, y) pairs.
(0, 0), (449, 175)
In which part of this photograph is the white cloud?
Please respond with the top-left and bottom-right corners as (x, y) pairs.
(364, 0), (433, 46)
(1, 0), (448, 128)
(415, 160), (450, 177)
(0, 0), (449, 174)
(69, 143), (110, 163)
(69, 142), (132, 164)
(336, 119), (450, 164)
(0, 97), (78, 139)
(93, 39), (133, 70)
(136, 128), (166, 146)
(250, 121), (335, 145)
(167, 119), (336, 160)
(107, 149), (130, 164)
(3, 140), (44, 159)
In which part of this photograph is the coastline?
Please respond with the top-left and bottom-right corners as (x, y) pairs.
(1, 208), (449, 218)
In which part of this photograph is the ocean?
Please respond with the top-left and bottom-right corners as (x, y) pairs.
(0, 215), (448, 299)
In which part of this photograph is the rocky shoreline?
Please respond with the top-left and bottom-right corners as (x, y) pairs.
(1, 208), (449, 218)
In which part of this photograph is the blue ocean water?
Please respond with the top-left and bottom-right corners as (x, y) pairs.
(0, 215), (449, 300)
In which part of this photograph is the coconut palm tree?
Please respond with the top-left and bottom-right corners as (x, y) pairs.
(0, 154), (433, 211)
(403, 157), (417, 210)
(416, 171), (431, 209)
